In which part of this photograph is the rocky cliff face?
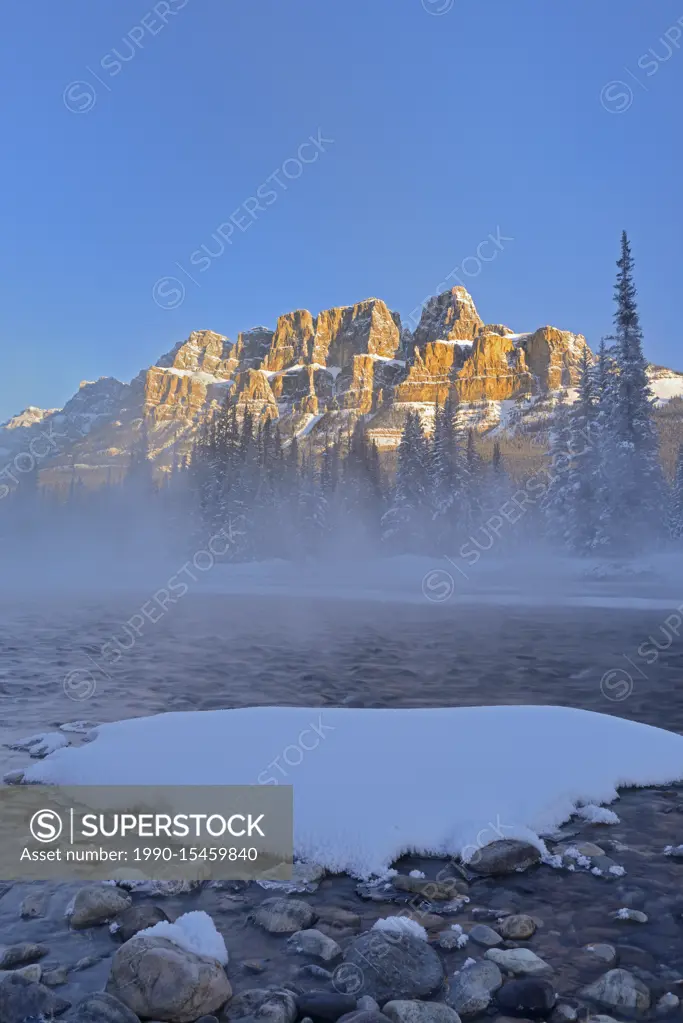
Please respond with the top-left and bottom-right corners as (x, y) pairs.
(5, 287), (603, 488)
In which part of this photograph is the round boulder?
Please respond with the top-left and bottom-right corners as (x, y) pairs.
(447, 960), (502, 1017)
(498, 916), (537, 941)
(68, 992), (141, 1023)
(252, 898), (316, 934)
(68, 885), (132, 929)
(496, 979), (557, 1018)
(341, 931), (445, 1005)
(227, 986), (297, 1023)
(106, 935), (232, 1022)
(383, 1000), (462, 1023)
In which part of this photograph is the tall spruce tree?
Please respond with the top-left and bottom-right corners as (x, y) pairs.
(565, 346), (604, 552)
(430, 394), (471, 549)
(381, 409), (430, 550)
(541, 393), (573, 545)
(601, 232), (663, 550)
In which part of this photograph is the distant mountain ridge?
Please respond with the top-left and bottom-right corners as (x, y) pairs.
(2, 287), (683, 489)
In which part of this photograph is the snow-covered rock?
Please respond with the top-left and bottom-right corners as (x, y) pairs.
(106, 934), (231, 1022)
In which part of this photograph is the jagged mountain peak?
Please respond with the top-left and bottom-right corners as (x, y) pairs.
(22, 287), (682, 492)
(413, 286), (484, 347)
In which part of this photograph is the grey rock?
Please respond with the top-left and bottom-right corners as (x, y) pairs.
(228, 987), (297, 1023)
(497, 916), (536, 941)
(42, 966), (69, 986)
(286, 928), (342, 961)
(243, 960), (270, 974)
(0, 943), (49, 969)
(107, 935), (232, 1023)
(575, 842), (605, 857)
(342, 931), (445, 1004)
(114, 903), (170, 942)
(316, 906), (362, 934)
(357, 998), (381, 1013)
(472, 908), (508, 921)
(469, 924), (503, 947)
(550, 1005), (578, 1023)
(252, 898), (316, 934)
(73, 954), (102, 971)
(496, 1017), (536, 1023)
(8, 964), (42, 983)
(296, 965), (333, 980)
(447, 961), (503, 1016)
(584, 945), (617, 967)
(68, 885), (132, 929)
(591, 856), (621, 875)
(19, 892), (48, 919)
(613, 910), (648, 924)
(656, 992), (680, 1013)
(296, 993), (358, 1021)
(69, 991), (142, 1023)
(195, 1018), (220, 1023)
(0, 972), (70, 1023)
(468, 841), (541, 876)
(485, 949), (552, 977)
(495, 978), (556, 1017)
(392, 876), (460, 901)
(582, 969), (651, 1014)
(337, 1013), (393, 1023)
(383, 1000), (461, 1023)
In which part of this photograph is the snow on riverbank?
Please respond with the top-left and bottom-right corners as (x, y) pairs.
(19, 705), (683, 878)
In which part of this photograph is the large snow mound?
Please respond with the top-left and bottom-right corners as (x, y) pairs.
(19, 705), (683, 878)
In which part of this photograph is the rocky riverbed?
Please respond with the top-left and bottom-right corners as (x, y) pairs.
(2, 784), (683, 1022)
(4, 592), (683, 1021)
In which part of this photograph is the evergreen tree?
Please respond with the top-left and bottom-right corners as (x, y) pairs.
(381, 410), (430, 550)
(430, 394), (471, 549)
(565, 346), (604, 552)
(541, 393), (573, 544)
(669, 444), (683, 540)
(600, 232), (663, 550)
(492, 441), (502, 475)
(342, 419), (383, 543)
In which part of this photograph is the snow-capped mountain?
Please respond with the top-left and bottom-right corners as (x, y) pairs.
(3, 287), (682, 488)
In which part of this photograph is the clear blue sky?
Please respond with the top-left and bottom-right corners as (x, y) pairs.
(2, 0), (682, 421)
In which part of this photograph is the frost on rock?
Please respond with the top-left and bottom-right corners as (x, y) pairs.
(454, 956), (478, 975)
(542, 853), (564, 869)
(450, 924), (470, 948)
(409, 870), (426, 878)
(576, 804), (620, 825)
(8, 732), (70, 758)
(372, 916), (428, 942)
(613, 908), (648, 923)
(59, 720), (99, 735)
(137, 910), (228, 964)
(664, 844), (683, 858)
